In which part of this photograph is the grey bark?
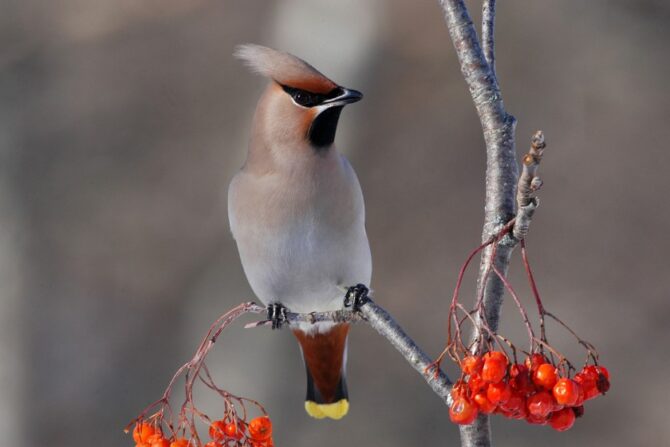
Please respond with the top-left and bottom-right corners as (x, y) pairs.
(438, 1), (519, 446)
(482, 0), (497, 83)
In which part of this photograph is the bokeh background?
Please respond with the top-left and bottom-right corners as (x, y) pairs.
(2, 0), (669, 446)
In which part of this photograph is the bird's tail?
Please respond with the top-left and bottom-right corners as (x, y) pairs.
(292, 323), (350, 420)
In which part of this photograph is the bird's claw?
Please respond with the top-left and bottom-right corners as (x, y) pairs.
(267, 302), (288, 329)
(344, 283), (370, 311)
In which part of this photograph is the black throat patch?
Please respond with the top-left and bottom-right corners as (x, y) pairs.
(308, 106), (343, 150)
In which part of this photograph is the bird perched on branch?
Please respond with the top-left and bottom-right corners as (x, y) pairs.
(228, 44), (372, 420)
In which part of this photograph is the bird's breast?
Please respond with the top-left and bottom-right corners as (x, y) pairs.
(228, 156), (371, 312)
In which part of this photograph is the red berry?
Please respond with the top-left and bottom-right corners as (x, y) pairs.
(596, 365), (610, 380)
(461, 356), (483, 375)
(510, 364), (534, 396)
(204, 442), (222, 447)
(224, 422), (244, 440)
(133, 423), (159, 443)
(593, 366), (611, 394)
(473, 392), (496, 414)
(573, 381), (585, 406)
(451, 379), (468, 399)
(499, 392), (525, 414)
(533, 363), (558, 390)
(209, 420), (227, 440)
(170, 439), (190, 447)
(487, 381), (512, 405)
(553, 378), (579, 406)
(150, 436), (170, 447)
(482, 357), (507, 383)
(468, 373), (486, 393)
(527, 391), (554, 418)
(574, 371), (599, 401)
(483, 351), (508, 363)
(248, 416), (272, 441)
(449, 396), (479, 425)
(526, 412), (550, 425)
(525, 353), (547, 372)
(509, 363), (528, 379)
(550, 407), (576, 431)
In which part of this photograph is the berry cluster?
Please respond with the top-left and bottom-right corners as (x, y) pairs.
(132, 422), (188, 447)
(207, 416), (274, 447)
(449, 351), (610, 431)
(131, 415), (274, 447)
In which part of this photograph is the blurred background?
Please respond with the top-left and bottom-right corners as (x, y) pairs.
(2, 0), (669, 446)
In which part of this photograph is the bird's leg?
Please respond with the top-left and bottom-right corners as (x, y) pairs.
(267, 302), (288, 330)
(344, 283), (370, 311)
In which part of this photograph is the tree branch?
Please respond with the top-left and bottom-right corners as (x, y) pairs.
(482, 0), (497, 83)
(246, 299), (454, 406)
(358, 299), (454, 404)
(438, 1), (518, 445)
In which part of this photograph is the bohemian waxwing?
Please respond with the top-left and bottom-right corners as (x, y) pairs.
(228, 44), (372, 420)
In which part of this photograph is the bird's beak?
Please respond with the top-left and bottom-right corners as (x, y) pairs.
(322, 88), (363, 107)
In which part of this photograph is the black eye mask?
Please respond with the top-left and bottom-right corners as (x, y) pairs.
(281, 85), (344, 108)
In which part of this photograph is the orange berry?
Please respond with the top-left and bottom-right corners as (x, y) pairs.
(553, 378), (579, 406)
(461, 355), (483, 375)
(481, 356), (507, 383)
(209, 420), (226, 440)
(549, 407), (576, 431)
(473, 392), (496, 414)
(451, 379), (468, 399)
(525, 353), (547, 373)
(483, 351), (508, 363)
(533, 363), (558, 390)
(486, 381), (512, 405)
(449, 396), (478, 425)
(133, 422), (158, 443)
(525, 412), (550, 425)
(204, 442), (222, 447)
(527, 391), (554, 418)
(499, 392), (525, 414)
(150, 437), (170, 447)
(248, 416), (272, 441)
(574, 371), (599, 400)
(468, 373), (486, 393)
(224, 422), (244, 440)
(170, 439), (190, 447)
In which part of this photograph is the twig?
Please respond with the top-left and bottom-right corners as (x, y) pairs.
(513, 131), (546, 240)
(244, 307), (365, 328)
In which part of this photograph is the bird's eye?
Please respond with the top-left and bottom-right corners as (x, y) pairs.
(281, 85), (322, 107)
(294, 91), (309, 104)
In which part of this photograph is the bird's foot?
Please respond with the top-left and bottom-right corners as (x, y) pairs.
(344, 283), (370, 311)
(267, 302), (288, 330)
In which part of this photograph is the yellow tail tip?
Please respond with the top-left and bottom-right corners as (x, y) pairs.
(304, 399), (349, 420)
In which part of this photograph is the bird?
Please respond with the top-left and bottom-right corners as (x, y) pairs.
(228, 44), (372, 420)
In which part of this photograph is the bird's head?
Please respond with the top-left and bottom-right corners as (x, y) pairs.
(235, 44), (362, 156)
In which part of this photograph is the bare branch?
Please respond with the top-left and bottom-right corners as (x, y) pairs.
(358, 299), (453, 404)
(482, 0), (497, 82)
(244, 307), (365, 328)
(246, 299), (454, 406)
(437, 1), (518, 445)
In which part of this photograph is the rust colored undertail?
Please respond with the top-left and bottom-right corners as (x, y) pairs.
(292, 324), (349, 404)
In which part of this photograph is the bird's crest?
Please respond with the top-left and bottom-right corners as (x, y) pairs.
(235, 44), (337, 94)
